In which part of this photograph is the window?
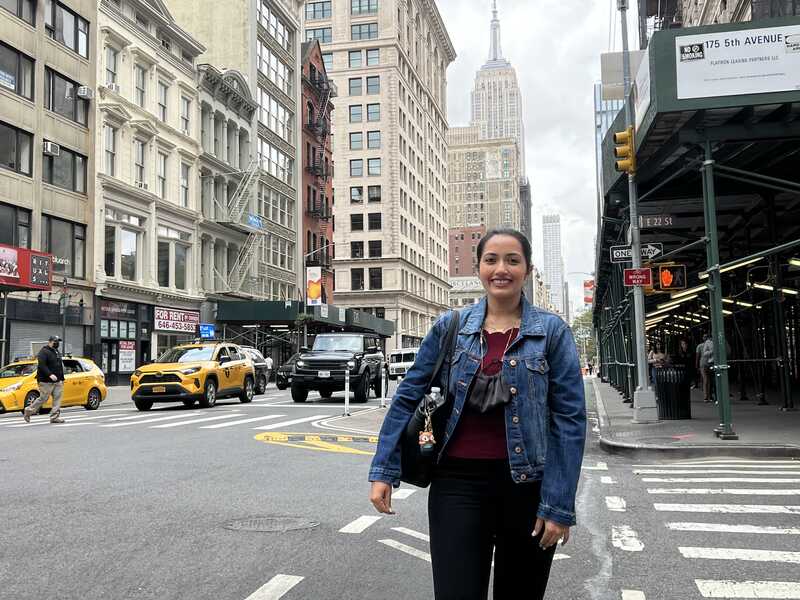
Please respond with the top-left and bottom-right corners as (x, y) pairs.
(175, 244), (187, 290)
(257, 138), (293, 185)
(350, 159), (363, 177)
(0, 121), (32, 176)
(349, 132), (363, 150)
(44, 1), (89, 58)
(368, 240), (382, 258)
(136, 13), (149, 31)
(350, 186), (363, 203)
(133, 140), (146, 184)
(367, 103), (380, 121)
(157, 226), (190, 289)
(42, 143), (86, 194)
(157, 152), (167, 198)
(368, 213), (382, 230)
(41, 215), (85, 278)
(348, 50), (362, 68)
(105, 47), (118, 85)
(0, 42), (34, 100)
(366, 76), (380, 94)
(349, 78), (362, 96)
(351, 214), (364, 231)
(351, 0), (378, 15)
(349, 105), (362, 123)
(259, 87), (293, 142)
(180, 96), (191, 133)
(0, 202), (31, 248)
(369, 267), (382, 290)
(0, 0), (35, 25)
(134, 65), (146, 107)
(305, 27), (332, 44)
(305, 1), (331, 19)
(158, 82), (168, 122)
(367, 131), (381, 149)
(105, 209), (144, 281)
(180, 163), (190, 207)
(351, 241), (364, 258)
(257, 40), (292, 95)
(351, 23), (378, 40)
(44, 68), (88, 125)
(104, 125), (116, 176)
(259, 1), (291, 50)
(321, 52), (333, 72)
(157, 241), (169, 287)
(120, 229), (138, 280)
(351, 268), (364, 290)
(367, 158), (381, 176)
(368, 185), (381, 202)
(366, 48), (380, 66)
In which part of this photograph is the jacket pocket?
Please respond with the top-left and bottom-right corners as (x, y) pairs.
(524, 357), (549, 462)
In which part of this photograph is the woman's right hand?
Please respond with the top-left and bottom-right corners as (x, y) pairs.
(369, 481), (395, 514)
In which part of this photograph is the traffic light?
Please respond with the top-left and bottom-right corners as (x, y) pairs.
(613, 126), (636, 174)
(659, 264), (687, 291)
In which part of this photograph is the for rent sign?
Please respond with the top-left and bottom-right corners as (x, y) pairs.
(154, 307), (200, 333)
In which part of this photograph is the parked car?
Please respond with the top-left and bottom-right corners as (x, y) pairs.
(388, 347), (420, 380)
(240, 346), (269, 394)
(275, 353), (299, 390)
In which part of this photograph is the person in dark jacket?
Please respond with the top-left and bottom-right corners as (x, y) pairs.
(23, 336), (66, 424)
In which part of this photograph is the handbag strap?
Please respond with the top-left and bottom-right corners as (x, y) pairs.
(428, 310), (460, 394)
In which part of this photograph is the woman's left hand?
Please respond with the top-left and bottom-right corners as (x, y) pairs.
(533, 517), (570, 549)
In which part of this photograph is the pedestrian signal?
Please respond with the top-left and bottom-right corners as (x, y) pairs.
(613, 126), (636, 174)
(659, 264), (687, 291)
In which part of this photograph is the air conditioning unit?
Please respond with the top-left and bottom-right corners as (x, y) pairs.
(43, 141), (61, 157)
(107, 83), (121, 93)
(76, 86), (94, 99)
(136, 181), (149, 190)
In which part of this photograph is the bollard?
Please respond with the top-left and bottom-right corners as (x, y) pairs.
(343, 367), (351, 417)
(380, 365), (387, 409)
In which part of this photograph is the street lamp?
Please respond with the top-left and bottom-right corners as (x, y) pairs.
(58, 277), (84, 354)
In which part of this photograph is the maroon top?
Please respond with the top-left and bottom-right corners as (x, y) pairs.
(445, 328), (518, 460)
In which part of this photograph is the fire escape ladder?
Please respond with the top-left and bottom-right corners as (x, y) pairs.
(228, 232), (260, 292)
(228, 158), (260, 224)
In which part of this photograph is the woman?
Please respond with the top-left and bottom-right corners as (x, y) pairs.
(369, 229), (586, 600)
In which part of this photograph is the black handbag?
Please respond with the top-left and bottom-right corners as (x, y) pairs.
(400, 310), (461, 488)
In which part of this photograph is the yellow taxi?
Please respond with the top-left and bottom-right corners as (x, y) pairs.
(130, 341), (256, 411)
(0, 356), (107, 414)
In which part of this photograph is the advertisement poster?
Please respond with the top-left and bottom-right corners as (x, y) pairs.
(154, 307), (200, 333)
(0, 246), (19, 279)
(676, 25), (800, 99)
(633, 47), (651, 130)
(583, 280), (595, 306)
(306, 266), (322, 306)
(118, 341), (136, 372)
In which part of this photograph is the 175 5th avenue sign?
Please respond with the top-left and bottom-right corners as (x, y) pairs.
(0, 243), (53, 291)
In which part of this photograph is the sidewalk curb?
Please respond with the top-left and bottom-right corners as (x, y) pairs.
(589, 377), (800, 459)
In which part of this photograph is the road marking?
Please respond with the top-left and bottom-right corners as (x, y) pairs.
(199, 415), (286, 429)
(611, 526), (644, 552)
(254, 415), (331, 430)
(243, 574), (304, 599)
(636, 460), (800, 466)
(622, 591), (646, 600)
(101, 413), (206, 427)
(254, 431), (376, 455)
(393, 489), (417, 500)
(635, 464), (800, 470)
(339, 516), (382, 534)
(643, 477), (800, 483)
(6, 412), (130, 427)
(635, 469), (800, 475)
(108, 411), (201, 422)
(151, 413), (244, 428)
(654, 503), (800, 514)
(667, 522), (800, 535)
(582, 461), (608, 471)
(392, 527), (430, 542)
(649, 488), (800, 496)
(680, 547), (800, 564)
(601, 476), (617, 484)
(695, 579), (800, 598)
(554, 553), (571, 560)
(606, 496), (627, 512)
(378, 539), (431, 562)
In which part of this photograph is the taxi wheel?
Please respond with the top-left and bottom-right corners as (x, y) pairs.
(85, 388), (101, 410)
(239, 377), (254, 403)
(354, 375), (369, 404)
(256, 374), (267, 395)
(199, 380), (217, 408)
(134, 399), (153, 411)
(319, 389), (332, 400)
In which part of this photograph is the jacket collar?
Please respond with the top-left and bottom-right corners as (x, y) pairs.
(461, 295), (546, 337)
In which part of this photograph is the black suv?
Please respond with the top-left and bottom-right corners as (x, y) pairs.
(291, 333), (385, 403)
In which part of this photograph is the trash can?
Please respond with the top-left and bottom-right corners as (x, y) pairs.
(654, 366), (692, 420)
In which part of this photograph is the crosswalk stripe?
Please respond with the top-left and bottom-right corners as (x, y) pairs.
(636, 469), (800, 475)
(151, 413), (244, 428)
(612, 525), (644, 552)
(621, 591), (646, 600)
(199, 415), (286, 429)
(378, 539), (431, 562)
(243, 574), (304, 599)
(6, 412), (129, 427)
(654, 503), (800, 514)
(582, 461), (608, 471)
(648, 488), (800, 496)
(680, 547), (800, 564)
(393, 489), (417, 500)
(635, 464), (800, 470)
(643, 477), (800, 483)
(637, 460), (800, 466)
(101, 413), (206, 427)
(667, 522), (800, 535)
(606, 496), (627, 512)
(253, 415), (330, 430)
(601, 476), (617, 484)
(339, 516), (381, 534)
(695, 579), (800, 598)
(392, 527), (430, 542)
(108, 411), (201, 422)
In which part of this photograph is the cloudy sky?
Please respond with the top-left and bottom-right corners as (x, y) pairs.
(437, 0), (640, 314)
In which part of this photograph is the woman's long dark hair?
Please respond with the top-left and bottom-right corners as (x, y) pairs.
(476, 228), (533, 271)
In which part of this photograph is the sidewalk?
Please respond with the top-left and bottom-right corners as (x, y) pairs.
(590, 376), (800, 458)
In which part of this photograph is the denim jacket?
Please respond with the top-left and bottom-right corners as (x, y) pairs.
(369, 295), (587, 526)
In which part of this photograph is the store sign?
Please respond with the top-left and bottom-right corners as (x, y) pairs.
(154, 307), (200, 333)
(118, 340), (136, 372)
(624, 268), (653, 287)
(0, 243), (52, 291)
(676, 25), (800, 100)
(247, 213), (268, 231)
(306, 266), (322, 306)
(100, 300), (137, 320)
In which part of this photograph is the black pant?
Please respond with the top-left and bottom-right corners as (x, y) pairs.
(428, 458), (557, 600)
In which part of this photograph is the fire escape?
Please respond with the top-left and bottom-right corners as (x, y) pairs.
(306, 70), (335, 271)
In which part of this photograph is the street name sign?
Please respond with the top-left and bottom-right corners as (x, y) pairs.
(639, 214), (677, 229)
(624, 268), (653, 287)
(610, 243), (663, 263)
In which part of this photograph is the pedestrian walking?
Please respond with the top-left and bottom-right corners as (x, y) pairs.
(587, 362), (594, 376)
(699, 334), (714, 403)
(24, 336), (66, 424)
(369, 228), (586, 600)
(264, 355), (273, 388)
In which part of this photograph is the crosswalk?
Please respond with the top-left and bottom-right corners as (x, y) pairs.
(630, 458), (800, 599)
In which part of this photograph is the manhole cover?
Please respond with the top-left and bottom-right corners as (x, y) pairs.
(223, 516), (319, 533)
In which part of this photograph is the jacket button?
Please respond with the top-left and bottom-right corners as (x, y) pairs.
(514, 446), (522, 454)
(512, 416), (520, 424)
(520, 473), (527, 481)
(510, 386), (517, 395)
(509, 359), (517, 367)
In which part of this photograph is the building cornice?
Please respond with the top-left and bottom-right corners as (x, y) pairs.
(418, 0), (457, 63)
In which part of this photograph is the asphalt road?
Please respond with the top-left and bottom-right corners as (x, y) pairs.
(1, 380), (798, 600)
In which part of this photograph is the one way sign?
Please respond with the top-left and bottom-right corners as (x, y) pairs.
(610, 243), (663, 263)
